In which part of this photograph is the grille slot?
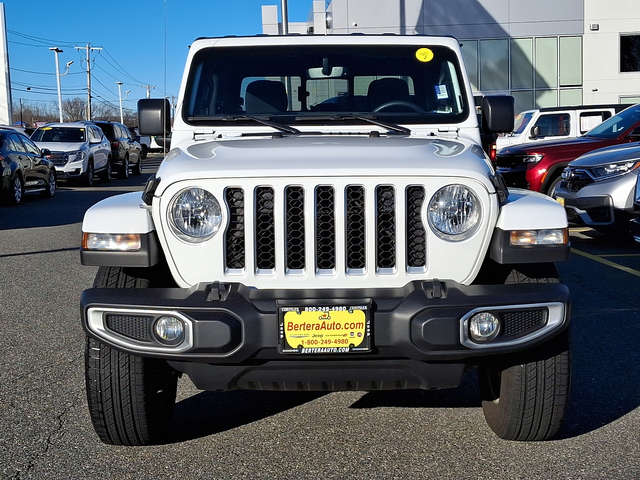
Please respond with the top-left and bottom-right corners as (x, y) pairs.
(406, 186), (426, 269)
(346, 186), (366, 271)
(286, 186), (306, 271)
(376, 185), (396, 271)
(316, 186), (336, 271)
(255, 186), (276, 271)
(225, 188), (245, 269)
(225, 183), (427, 278)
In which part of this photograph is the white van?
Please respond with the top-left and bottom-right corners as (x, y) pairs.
(496, 104), (627, 150)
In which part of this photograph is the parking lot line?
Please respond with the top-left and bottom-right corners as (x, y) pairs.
(571, 248), (640, 277)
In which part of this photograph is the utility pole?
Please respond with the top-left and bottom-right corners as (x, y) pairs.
(75, 44), (102, 121)
(141, 84), (156, 98)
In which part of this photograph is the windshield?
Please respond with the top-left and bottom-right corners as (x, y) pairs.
(183, 44), (470, 126)
(512, 111), (534, 134)
(32, 127), (86, 143)
(585, 104), (640, 138)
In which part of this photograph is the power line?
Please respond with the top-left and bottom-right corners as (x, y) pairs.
(7, 29), (82, 48)
(99, 48), (146, 85)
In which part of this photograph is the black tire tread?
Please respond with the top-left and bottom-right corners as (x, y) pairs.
(479, 263), (570, 441)
(85, 266), (178, 446)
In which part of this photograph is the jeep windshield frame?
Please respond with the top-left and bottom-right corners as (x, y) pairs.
(182, 44), (470, 128)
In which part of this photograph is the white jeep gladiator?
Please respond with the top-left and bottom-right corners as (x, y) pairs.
(80, 34), (571, 445)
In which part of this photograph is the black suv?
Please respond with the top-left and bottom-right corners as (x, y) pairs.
(94, 121), (142, 178)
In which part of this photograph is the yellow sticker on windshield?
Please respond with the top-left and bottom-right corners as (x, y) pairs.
(416, 48), (434, 63)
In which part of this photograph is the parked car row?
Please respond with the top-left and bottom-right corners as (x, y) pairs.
(494, 103), (640, 239)
(1, 120), (145, 206)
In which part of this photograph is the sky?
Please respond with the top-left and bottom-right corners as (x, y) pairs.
(4, 0), (314, 117)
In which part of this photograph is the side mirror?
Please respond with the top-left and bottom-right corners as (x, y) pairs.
(41, 148), (51, 157)
(481, 96), (515, 134)
(138, 98), (171, 136)
(530, 125), (541, 139)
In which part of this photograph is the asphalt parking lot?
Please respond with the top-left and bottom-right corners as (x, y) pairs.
(0, 154), (638, 479)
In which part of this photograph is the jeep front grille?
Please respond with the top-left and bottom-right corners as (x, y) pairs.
(222, 183), (427, 276)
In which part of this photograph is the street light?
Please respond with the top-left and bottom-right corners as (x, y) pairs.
(49, 47), (73, 122)
(116, 82), (131, 124)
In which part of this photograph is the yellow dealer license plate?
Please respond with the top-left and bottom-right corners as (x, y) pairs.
(278, 304), (371, 354)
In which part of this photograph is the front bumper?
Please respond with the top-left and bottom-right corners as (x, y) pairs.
(555, 175), (636, 226)
(81, 280), (570, 390)
(55, 163), (86, 179)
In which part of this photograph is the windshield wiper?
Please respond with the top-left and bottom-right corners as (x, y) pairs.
(295, 114), (411, 135)
(221, 114), (300, 134)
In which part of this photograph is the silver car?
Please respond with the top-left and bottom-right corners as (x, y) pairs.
(31, 122), (112, 186)
(554, 142), (640, 233)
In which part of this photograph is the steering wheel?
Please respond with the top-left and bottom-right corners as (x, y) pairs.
(372, 100), (426, 113)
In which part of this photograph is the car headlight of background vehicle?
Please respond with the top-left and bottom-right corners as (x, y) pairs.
(427, 184), (481, 241)
(522, 153), (544, 164)
(169, 187), (223, 243)
(590, 160), (640, 180)
(67, 150), (86, 163)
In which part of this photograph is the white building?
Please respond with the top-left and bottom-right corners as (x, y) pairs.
(263, 0), (640, 113)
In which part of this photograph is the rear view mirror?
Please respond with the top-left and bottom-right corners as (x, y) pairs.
(138, 99), (171, 136)
(481, 96), (515, 134)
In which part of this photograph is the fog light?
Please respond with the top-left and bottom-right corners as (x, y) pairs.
(469, 312), (500, 342)
(154, 316), (185, 344)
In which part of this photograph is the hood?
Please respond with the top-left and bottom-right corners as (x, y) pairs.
(33, 141), (86, 152)
(569, 141), (640, 167)
(155, 135), (493, 192)
(498, 135), (604, 155)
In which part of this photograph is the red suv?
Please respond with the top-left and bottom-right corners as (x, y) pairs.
(495, 103), (640, 195)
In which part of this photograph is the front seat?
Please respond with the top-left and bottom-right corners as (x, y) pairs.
(245, 80), (288, 113)
(367, 78), (411, 110)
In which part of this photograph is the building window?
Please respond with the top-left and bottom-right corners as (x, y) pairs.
(621, 34), (640, 72)
(479, 39), (509, 91)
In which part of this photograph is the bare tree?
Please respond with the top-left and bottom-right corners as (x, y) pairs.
(12, 97), (139, 127)
(11, 100), (57, 127)
(62, 98), (88, 122)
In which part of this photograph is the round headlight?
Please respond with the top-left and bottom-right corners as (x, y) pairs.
(169, 187), (222, 243)
(427, 184), (481, 240)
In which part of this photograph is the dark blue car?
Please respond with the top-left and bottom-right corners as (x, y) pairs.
(0, 127), (56, 205)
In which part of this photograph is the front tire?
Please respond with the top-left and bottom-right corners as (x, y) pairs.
(85, 266), (178, 445)
(84, 160), (95, 187)
(119, 155), (130, 179)
(8, 174), (24, 205)
(99, 159), (112, 183)
(479, 330), (571, 441)
(42, 170), (56, 197)
(132, 156), (142, 175)
(545, 175), (562, 197)
(478, 263), (571, 441)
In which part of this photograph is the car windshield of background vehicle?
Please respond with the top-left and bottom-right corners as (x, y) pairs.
(32, 127), (86, 143)
(585, 104), (640, 139)
(512, 111), (534, 134)
(183, 44), (470, 126)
